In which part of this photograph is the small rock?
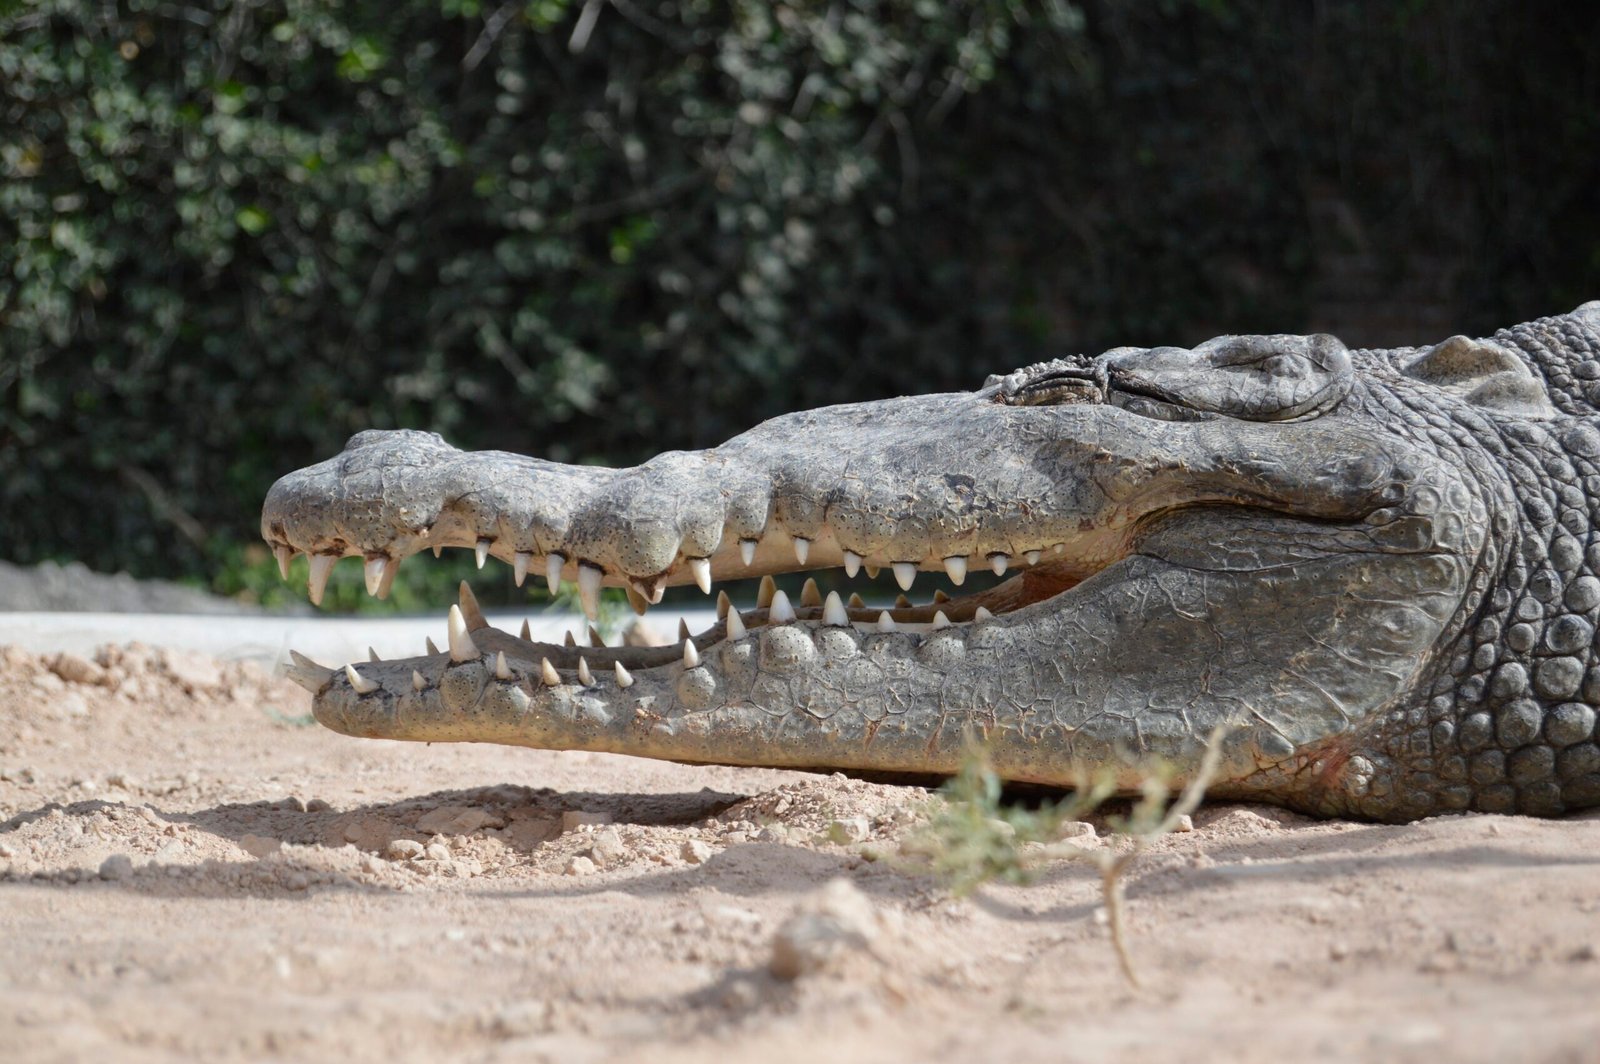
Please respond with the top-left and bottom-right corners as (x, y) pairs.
(828, 817), (871, 844)
(587, 827), (626, 867)
(681, 839), (714, 865)
(305, 798), (333, 813)
(359, 854), (385, 875)
(769, 878), (880, 980)
(1329, 941), (1350, 961)
(106, 773), (139, 791)
(1173, 814), (1195, 833)
(50, 652), (109, 686)
(282, 870), (310, 891)
(1059, 820), (1096, 839)
(238, 834), (282, 858)
(417, 806), (501, 836)
(1570, 944), (1597, 963)
(160, 649), (223, 692)
(560, 810), (612, 833)
(386, 839), (425, 860)
(98, 854), (134, 881)
(565, 855), (597, 876)
(424, 842), (451, 862)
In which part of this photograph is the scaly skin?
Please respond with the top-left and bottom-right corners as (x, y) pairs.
(262, 303), (1600, 821)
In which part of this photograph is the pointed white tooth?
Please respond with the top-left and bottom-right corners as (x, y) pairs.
(307, 554), (336, 605)
(514, 551), (532, 587)
(1053, 543), (1066, 554)
(726, 610), (746, 640)
(823, 591), (849, 627)
(801, 578), (822, 608)
(577, 564), (602, 619)
(864, 564), (881, 579)
(769, 589), (795, 623)
(843, 551), (862, 579)
(740, 539), (757, 566)
(495, 651), (512, 680)
(974, 606), (994, 622)
(368, 647), (381, 662)
(932, 610), (952, 630)
(757, 575), (777, 609)
(626, 586), (649, 616)
(588, 625), (605, 648)
(989, 553), (1009, 576)
(363, 556), (387, 597)
(475, 538), (491, 569)
(1025, 549), (1042, 566)
(457, 580), (487, 630)
(564, 630), (577, 648)
(933, 589), (950, 604)
(848, 592), (866, 609)
(447, 605), (481, 662)
(614, 661), (634, 688)
(892, 562), (916, 591)
(877, 611), (896, 633)
(541, 658), (560, 686)
(793, 537), (810, 565)
(412, 670), (426, 692)
(577, 657), (594, 686)
(345, 664), (379, 695)
(284, 650), (334, 692)
(519, 619), (532, 641)
(688, 557), (712, 594)
(546, 553), (566, 593)
(943, 556), (968, 586)
(273, 545), (294, 581)
(682, 639), (700, 668)
(678, 618), (691, 642)
(716, 590), (732, 619)
(425, 637), (441, 656)
(432, 543), (443, 558)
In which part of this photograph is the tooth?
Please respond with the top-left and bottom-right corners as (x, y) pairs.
(307, 554), (337, 605)
(974, 606), (994, 622)
(432, 544), (443, 559)
(895, 593), (913, 609)
(458, 581), (487, 630)
(475, 538), (491, 569)
(848, 592), (866, 609)
(943, 556), (968, 586)
(1054, 543), (1066, 554)
(626, 586), (649, 615)
(769, 589), (795, 623)
(801, 578), (822, 608)
(447, 605), (481, 661)
(688, 557), (712, 594)
(577, 657), (594, 686)
(577, 564), (603, 618)
(514, 551), (533, 587)
(726, 610), (747, 639)
(892, 562), (917, 591)
(682, 639), (700, 668)
(508, 687), (531, 711)
(932, 610), (952, 630)
(631, 579), (664, 605)
(793, 537), (810, 565)
(678, 618), (691, 642)
(588, 625), (605, 647)
(426, 637), (441, 656)
(493, 652), (510, 680)
(564, 630), (577, 648)
(843, 551), (862, 579)
(273, 545), (294, 581)
(412, 670), (426, 692)
(615, 661), (634, 688)
(740, 539), (757, 566)
(716, 590), (732, 619)
(757, 575), (777, 609)
(877, 611), (896, 632)
(865, 565), (881, 580)
(933, 589), (950, 603)
(345, 664), (379, 695)
(546, 553), (565, 593)
(989, 553), (1009, 576)
(368, 647), (381, 662)
(1025, 550), (1042, 566)
(541, 658), (560, 686)
(520, 619), (531, 641)
(284, 650), (334, 692)
(822, 591), (849, 627)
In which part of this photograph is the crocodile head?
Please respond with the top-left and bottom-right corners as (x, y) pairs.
(262, 305), (1600, 820)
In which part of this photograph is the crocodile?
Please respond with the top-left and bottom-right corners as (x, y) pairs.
(262, 303), (1600, 822)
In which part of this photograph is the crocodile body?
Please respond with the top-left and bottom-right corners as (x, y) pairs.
(262, 303), (1600, 822)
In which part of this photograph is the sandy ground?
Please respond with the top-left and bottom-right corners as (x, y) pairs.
(2, 642), (1599, 1063)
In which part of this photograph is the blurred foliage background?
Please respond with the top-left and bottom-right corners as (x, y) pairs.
(2, 0), (1598, 608)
